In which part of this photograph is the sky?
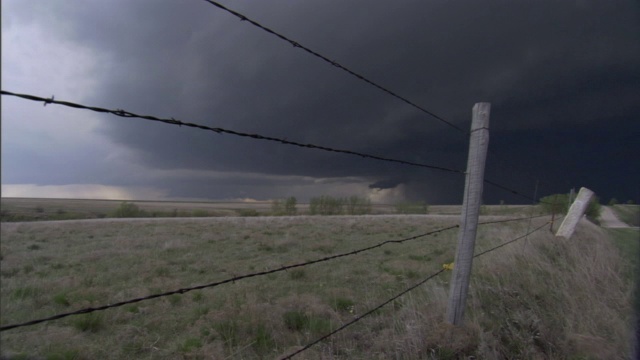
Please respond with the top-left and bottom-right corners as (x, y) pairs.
(2, 0), (639, 205)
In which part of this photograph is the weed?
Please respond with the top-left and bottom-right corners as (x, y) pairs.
(27, 244), (41, 251)
(179, 337), (202, 353)
(125, 305), (139, 313)
(283, 311), (308, 331)
(155, 267), (170, 277)
(53, 293), (71, 306)
(215, 320), (239, 347)
(22, 264), (34, 274)
(12, 287), (40, 299)
(168, 294), (182, 306)
(254, 323), (276, 353)
(45, 349), (80, 360)
(289, 269), (306, 280)
(331, 297), (355, 313)
(283, 311), (332, 334)
(71, 313), (103, 333)
(192, 292), (204, 302)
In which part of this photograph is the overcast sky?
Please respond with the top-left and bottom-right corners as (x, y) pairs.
(2, 0), (639, 204)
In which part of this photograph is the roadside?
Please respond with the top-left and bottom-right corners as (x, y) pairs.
(600, 206), (638, 229)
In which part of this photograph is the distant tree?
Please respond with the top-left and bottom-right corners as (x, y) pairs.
(608, 198), (618, 206)
(271, 197), (297, 216)
(539, 193), (601, 220)
(345, 196), (372, 215)
(284, 196), (297, 215)
(627, 199), (636, 205)
(112, 202), (140, 218)
(309, 195), (344, 215)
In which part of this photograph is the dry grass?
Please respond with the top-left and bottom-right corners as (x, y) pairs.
(0, 213), (634, 359)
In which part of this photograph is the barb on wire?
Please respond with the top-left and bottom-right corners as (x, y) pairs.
(0, 224), (459, 332)
(282, 219), (552, 359)
(0, 90), (464, 175)
(199, 0), (465, 133)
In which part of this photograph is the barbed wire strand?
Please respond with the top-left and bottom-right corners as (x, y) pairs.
(0, 90), (463, 175)
(199, 0), (465, 133)
(281, 220), (551, 358)
(0, 214), (549, 332)
(0, 225), (459, 332)
(203, 0), (571, 200)
(280, 269), (446, 359)
(1, 90), (561, 205)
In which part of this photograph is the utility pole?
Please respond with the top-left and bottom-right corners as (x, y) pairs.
(446, 103), (491, 325)
(555, 187), (594, 239)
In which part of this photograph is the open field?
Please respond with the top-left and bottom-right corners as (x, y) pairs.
(1, 197), (541, 222)
(0, 207), (635, 359)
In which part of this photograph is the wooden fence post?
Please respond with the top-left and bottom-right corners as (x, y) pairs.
(446, 103), (491, 325)
(555, 187), (594, 239)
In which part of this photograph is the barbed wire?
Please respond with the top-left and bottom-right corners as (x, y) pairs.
(280, 268), (447, 359)
(200, 1), (571, 202)
(199, 0), (465, 133)
(1, 90), (565, 205)
(0, 224), (459, 332)
(0, 213), (548, 332)
(0, 90), (463, 175)
(281, 220), (551, 358)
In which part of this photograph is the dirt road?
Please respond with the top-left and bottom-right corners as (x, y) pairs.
(599, 206), (632, 228)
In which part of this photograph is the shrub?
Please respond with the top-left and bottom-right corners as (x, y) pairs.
(539, 192), (601, 220)
(111, 202), (140, 218)
(395, 201), (429, 214)
(309, 195), (344, 215)
(345, 195), (372, 215)
(271, 196), (298, 216)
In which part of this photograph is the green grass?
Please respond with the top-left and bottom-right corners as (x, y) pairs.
(612, 205), (640, 227)
(0, 211), (633, 359)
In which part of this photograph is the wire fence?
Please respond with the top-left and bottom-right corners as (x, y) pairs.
(281, 220), (551, 359)
(1, 90), (559, 205)
(0, 2), (583, 357)
(0, 214), (549, 332)
(199, 0), (466, 133)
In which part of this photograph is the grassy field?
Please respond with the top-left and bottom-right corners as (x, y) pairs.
(0, 198), (544, 222)
(0, 208), (635, 359)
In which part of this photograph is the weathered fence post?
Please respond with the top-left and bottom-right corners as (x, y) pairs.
(446, 103), (491, 325)
(555, 187), (594, 239)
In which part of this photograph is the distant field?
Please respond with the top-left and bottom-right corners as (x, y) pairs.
(0, 197), (542, 222)
(0, 209), (633, 359)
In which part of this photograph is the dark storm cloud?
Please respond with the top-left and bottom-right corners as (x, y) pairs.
(17, 0), (640, 203)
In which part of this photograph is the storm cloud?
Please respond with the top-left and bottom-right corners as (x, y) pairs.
(3, 0), (639, 203)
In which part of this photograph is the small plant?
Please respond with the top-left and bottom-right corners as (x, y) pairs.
(71, 313), (103, 333)
(125, 305), (139, 313)
(12, 287), (40, 299)
(23, 264), (35, 274)
(168, 294), (182, 306)
(283, 311), (308, 331)
(53, 293), (71, 306)
(192, 292), (204, 302)
(289, 269), (306, 280)
(111, 201), (141, 218)
(27, 244), (41, 251)
(331, 297), (355, 313)
(179, 337), (202, 353)
(215, 320), (239, 347)
(253, 324), (276, 353)
(44, 349), (80, 360)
